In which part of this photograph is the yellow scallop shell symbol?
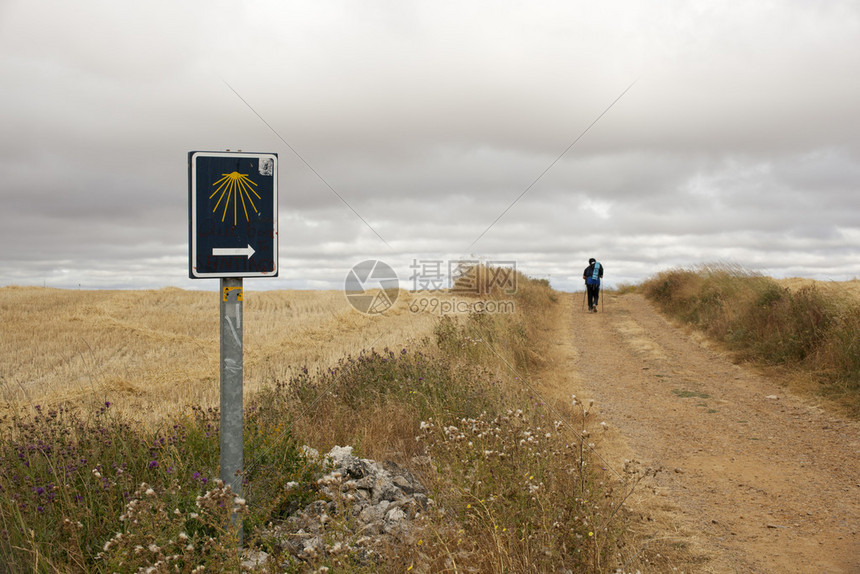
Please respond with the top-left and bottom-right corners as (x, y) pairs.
(209, 172), (261, 224)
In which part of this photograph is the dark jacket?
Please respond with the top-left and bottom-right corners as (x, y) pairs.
(583, 262), (604, 285)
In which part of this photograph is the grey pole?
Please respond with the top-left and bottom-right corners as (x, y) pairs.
(220, 277), (244, 540)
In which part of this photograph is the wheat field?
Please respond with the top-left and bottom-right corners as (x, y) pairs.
(0, 286), (444, 423)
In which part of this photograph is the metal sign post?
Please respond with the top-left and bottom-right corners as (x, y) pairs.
(188, 151), (278, 544)
(220, 278), (244, 522)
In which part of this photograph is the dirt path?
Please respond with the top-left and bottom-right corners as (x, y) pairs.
(560, 292), (860, 573)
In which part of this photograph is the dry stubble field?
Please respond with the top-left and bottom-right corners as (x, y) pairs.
(0, 286), (445, 423)
(3, 278), (857, 423)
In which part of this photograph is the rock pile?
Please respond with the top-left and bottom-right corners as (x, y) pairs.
(248, 445), (433, 570)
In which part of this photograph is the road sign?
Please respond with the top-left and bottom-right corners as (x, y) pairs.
(188, 151), (278, 278)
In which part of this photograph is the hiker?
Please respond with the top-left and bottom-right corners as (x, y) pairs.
(583, 258), (603, 313)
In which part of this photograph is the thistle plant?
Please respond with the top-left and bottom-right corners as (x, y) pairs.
(0, 398), (308, 572)
(95, 480), (245, 572)
(414, 404), (616, 572)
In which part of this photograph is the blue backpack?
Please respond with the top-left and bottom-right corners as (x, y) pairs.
(586, 262), (601, 286)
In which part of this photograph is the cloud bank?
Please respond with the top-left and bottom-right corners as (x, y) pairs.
(1, 0), (858, 291)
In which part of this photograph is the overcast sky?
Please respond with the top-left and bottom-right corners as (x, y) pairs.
(1, 0), (858, 292)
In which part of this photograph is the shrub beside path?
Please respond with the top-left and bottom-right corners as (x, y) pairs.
(565, 292), (859, 573)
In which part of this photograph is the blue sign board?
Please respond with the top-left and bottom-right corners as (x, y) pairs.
(188, 151), (278, 278)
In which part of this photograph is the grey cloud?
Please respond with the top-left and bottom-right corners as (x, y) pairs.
(1, 0), (859, 290)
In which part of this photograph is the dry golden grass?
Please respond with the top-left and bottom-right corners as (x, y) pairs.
(0, 286), (446, 424)
(643, 268), (860, 416)
(778, 277), (860, 301)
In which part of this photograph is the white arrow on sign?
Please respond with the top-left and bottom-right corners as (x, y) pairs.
(212, 244), (256, 259)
